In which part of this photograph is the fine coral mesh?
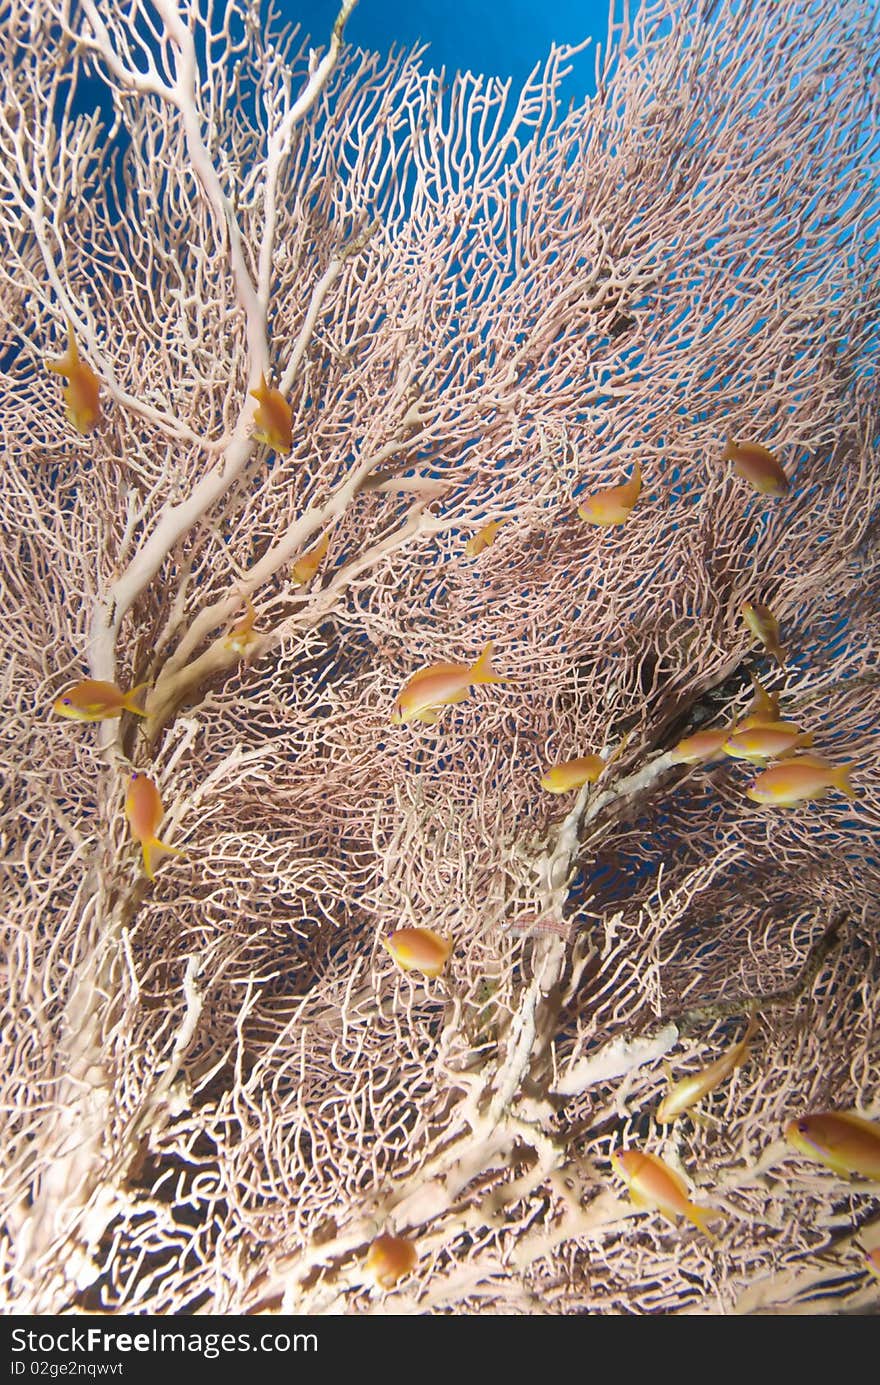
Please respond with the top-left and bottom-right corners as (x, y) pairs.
(0, 0), (878, 1315)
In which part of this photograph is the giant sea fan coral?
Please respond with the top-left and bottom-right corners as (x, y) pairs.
(0, 0), (879, 1314)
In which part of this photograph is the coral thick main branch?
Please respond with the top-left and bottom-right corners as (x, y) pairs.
(1, 0), (879, 1314)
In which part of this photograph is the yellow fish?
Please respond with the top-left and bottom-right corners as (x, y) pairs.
(861, 1246), (880, 1280)
(656, 1011), (758, 1123)
(540, 754), (606, 793)
(291, 532), (331, 588)
(125, 772), (185, 881)
(669, 726), (732, 764)
(365, 1234), (418, 1289)
(785, 1110), (880, 1179)
(742, 599), (786, 666)
(53, 678), (147, 722)
(611, 1148), (717, 1238)
(723, 723), (813, 764)
(223, 596), (260, 658)
(380, 928), (452, 978)
(465, 519), (505, 558)
(722, 438), (789, 496)
(746, 755), (855, 806)
(250, 372), (292, 452)
(738, 671), (781, 729)
(577, 463), (642, 527)
(47, 319), (101, 434)
(391, 642), (507, 725)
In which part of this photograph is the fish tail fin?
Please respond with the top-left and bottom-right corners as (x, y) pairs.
(797, 731), (814, 749)
(155, 836), (185, 859)
(471, 641), (508, 685)
(144, 831), (185, 875)
(687, 1205), (719, 1242)
(122, 683), (149, 717)
(721, 437), (736, 462)
(628, 461), (643, 497)
(832, 764), (857, 799)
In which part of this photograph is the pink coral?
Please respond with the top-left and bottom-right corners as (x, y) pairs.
(0, 0), (878, 1315)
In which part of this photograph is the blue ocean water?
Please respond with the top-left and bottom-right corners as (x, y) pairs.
(292, 0), (621, 102)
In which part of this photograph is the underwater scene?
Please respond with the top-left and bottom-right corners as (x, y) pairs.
(1, 0), (879, 1320)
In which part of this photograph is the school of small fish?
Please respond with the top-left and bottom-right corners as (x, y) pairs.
(46, 322), (874, 1283)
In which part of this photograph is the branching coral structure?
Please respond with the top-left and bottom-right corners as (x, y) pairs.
(1, 0), (879, 1315)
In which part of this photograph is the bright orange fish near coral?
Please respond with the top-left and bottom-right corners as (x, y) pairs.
(47, 319), (101, 434)
(742, 599), (786, 666)
(746, 755), (855, 806)
(577, 463), (642, 527)
(365, 1234), (418, 1289)
(380, 928), (452, 978)
(540, 754), (606, 793)
(125, 772), (185, 880)
(292, 533), (331, 588)
(656, 1011), (758, 1123)
(250, 372), (292, 452)
(465, 519), (505, 557)
(722, 438), (789, 496)
(391, 641), (508, 725)
(738, 671), (781, 728)
(223, 595), (260, 658)
(669, 726), (733, 765)
(785, 1110), (880, 1179)
(723, 723), (813, 764)
(611, 1148), (718, 1238)
(53, 678), (147, 722)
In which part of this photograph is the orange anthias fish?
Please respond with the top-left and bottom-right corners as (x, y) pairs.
(380, 927), (452, 978)
(365, 1234), (418, 1289)
(669, 726), (733, 765)
(465, 519), (505, 558)
(223, 596), (260, 658)
(785, 1110), (880, 1179)
(47, 319), (101, 434)
(391, 641), (508, 725)
(125, 772), (185, 881)
(742, 600), (786, 666)
(611, 1148), (717, 1238)
(738, 671), (781, 729)
(657, 1011), (758, 1123)
(250, 372), (292, 452)
(53, 678), (147, 722)
(540, 754), (606, 793)
(746, 755), (855, 806)
(722, 439), (789, 496)
(577, 463), (642, 527)
(723, 723), (813, 764)
(291, 533), (331, 588)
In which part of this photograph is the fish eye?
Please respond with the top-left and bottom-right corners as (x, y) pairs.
(131, 772), (138, 781)
(797, 1120), (808, 1135)
(62, 698), (71, 706)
